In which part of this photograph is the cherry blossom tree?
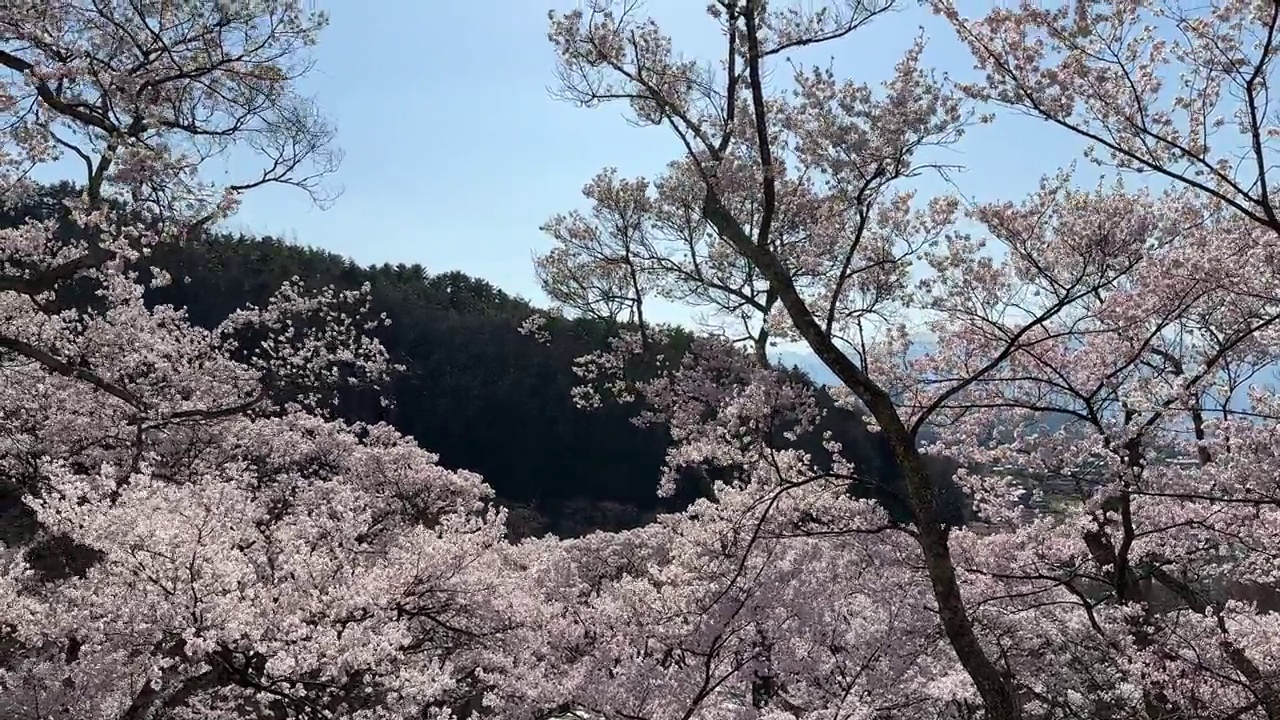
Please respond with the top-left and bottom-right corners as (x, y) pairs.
(0, 0), (341, 220)
(541, 1), (1280, 718)
(535, 168), (656, 332)
(0, 4), (538, 718)
(541, 0), (1014, 715)
(920, 0), (1280, 716)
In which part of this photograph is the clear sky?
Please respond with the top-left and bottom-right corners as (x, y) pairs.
(214, 1), (1086, 325)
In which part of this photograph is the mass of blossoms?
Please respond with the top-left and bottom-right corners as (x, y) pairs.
(2, 0), (1280, 719)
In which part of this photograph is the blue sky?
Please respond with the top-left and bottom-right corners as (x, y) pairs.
(24, 1), (1088, 327)
(212, 0), (1091, 327)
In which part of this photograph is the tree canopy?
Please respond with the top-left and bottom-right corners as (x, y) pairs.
(4, 0), (1280, 719)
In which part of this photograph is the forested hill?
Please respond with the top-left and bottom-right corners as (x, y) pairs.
(3, 183), (966, 536)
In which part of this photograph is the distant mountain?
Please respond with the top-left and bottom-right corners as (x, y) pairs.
(775, 342), (1280, 437)
(771, 350), (840, 386)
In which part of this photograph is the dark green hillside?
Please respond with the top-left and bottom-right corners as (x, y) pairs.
(1, 183), (967, 538)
